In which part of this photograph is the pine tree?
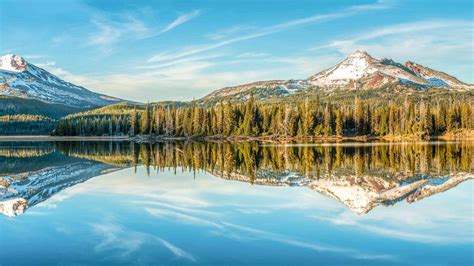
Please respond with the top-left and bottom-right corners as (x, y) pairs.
(354, 96), (364, 134)
(141, 102), (151, 134)
(131, 107), (139, 136)
(335, 109), (343, 136)
(323, 104), (333, 136)
(193, 104), (201, 135)
(300, 97), (314, 137)
(223, 99), (235, 135)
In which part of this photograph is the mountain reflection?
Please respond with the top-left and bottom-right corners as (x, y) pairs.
(0, 141), (472, 216)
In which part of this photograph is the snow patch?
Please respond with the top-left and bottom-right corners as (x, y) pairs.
(0, 54), (27, 72)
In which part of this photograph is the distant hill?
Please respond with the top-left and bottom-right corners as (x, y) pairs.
(63, 101), (190, 118)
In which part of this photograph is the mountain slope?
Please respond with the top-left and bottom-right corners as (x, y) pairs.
(0, 54), (123, 108)
(202, 51), (473, 103)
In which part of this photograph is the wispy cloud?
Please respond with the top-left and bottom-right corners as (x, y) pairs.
(88, 19), (125, 46)
(36, 61), (92, 87)
(205, 25), (258, 41)
(155, 238), (196, 262)
(140, 53), (222, 70)
(87, 9), (201, 48)
(159, 10), (201, 34)
(91, 221), (196, 261)
(235, 52), (269, 59)
(310, 20), (472, 51)
(92, 222), (145, 256)
(222, 222), (397, 261)
(145, 207), (224, 229)
(147, 0), (391, 63)
(311, 206), (474, 244)
(22, 54), (48, 60)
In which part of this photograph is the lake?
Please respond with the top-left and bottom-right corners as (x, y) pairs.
(0, 141), (472, 265)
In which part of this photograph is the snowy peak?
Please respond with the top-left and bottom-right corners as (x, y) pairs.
(346, 50), (376, 62)
(310, 50), (377, 83)
(0, 54), (28, 72)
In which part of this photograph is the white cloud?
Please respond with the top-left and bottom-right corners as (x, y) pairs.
(88, 19), (124, 46)
(145, 207), (224, 229)
(310, 20), (472, 51)
(36, 61), (93, 88)
(155, 238), (196, 262)
(159, 10), (201, 34)
(311, 202), (474, 244)
(236, 52), (269, 58)
(222, 222), (397, 261)
(91, 221), (196, 261)
(22, 54), (48, 60)
(92, 222), (145, 256)
(205, 25), (258, 41)
(86, 10), (201, 48)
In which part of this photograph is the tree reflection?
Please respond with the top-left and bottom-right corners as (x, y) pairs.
(43, 141), (473, 181)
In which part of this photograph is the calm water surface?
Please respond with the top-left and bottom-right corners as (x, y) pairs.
(0, 141), (473, 265)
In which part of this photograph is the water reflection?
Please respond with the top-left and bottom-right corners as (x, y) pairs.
(0, 141), (472, 216)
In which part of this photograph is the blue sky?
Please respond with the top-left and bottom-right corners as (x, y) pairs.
(1, 0), (472, 101)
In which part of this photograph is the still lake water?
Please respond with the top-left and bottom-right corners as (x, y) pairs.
(0, 141), (472, 265)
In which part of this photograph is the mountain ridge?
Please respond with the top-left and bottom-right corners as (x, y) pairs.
(203, 51), (473, 102)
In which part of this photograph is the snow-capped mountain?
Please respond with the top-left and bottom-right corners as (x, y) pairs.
(309, 50), (472, 90)
(203, 51), (473, 101)
(0, 160), (121, 217)
(0, 54), (123, 108)
(218, 169), (473, 214)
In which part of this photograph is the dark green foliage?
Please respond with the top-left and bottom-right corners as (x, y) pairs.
(0, 115), (55, 135)
(0, 96), (85, 119)
(141, 102), (151, 134)
(52, 95), (473, 138)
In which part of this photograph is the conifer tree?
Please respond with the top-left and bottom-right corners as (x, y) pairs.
(141, 102), (150, 134)
(335, 109), (343, 136)
(131, 107), (139, 136)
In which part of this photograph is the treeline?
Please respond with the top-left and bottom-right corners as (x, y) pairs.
(53, 115), (130, 136)
(53, 96), (473, 138)
(0, 115), (55, 135)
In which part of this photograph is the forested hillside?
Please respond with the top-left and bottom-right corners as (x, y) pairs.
(0, 96), (83, 118)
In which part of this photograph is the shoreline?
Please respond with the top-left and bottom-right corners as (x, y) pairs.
(0, 134), (472, 142)
(0, 135), (130, 141)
